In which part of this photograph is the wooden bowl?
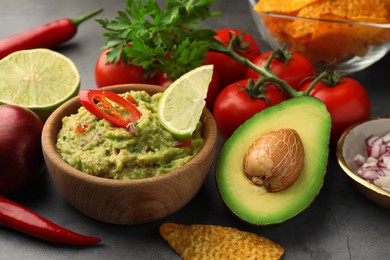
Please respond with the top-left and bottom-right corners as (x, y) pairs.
(42, 84), (217, 225)
(337, 117), (390, 209)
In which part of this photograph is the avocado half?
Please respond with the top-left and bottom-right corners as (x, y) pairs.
(215, 96), (331, 226)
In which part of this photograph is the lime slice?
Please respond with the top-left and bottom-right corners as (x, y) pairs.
(158, 64), (213, 139)
(0, 48), (80, 121)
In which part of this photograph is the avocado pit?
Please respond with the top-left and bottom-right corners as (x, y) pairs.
(243, 128), (304, 192)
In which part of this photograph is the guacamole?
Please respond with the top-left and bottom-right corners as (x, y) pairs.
(56, 90), (204, 180)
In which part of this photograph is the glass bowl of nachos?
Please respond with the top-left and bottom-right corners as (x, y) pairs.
(249, 0), (390, 73)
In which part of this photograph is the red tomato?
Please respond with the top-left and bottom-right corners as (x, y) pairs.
(155, 70), (221, 111)
(155, 71), (172, 88)
(213, 79), (286, 139)
(205, 71), (221, 111)
(214, 28), (260, 61)
(204, 28), (260, 88)
(246, 51), (315, 91)
(300, 76), (371, 142)
(95, 49), (155, 88)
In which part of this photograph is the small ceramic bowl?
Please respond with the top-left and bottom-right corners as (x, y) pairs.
(337, 117), (390, 209)
(41, 84), (217, 225)
(248, 0), (390, 73)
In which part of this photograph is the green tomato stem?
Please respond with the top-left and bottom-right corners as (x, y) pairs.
(264, 51), (274, 70)
(212, 43), (303, 98)
(210, 42), (331, 99)
(300, 71), (328, 96)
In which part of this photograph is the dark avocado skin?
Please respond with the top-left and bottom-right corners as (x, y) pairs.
(216, 96), (331, 226)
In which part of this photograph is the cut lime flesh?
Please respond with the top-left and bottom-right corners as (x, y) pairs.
(0, 49), (80, 120)
(158, 65), (213, 139)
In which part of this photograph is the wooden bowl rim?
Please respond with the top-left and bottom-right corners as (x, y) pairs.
(42, 83), (217, 187)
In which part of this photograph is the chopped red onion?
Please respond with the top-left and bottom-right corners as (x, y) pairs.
(383, 133), (390, 143)
(353, 132), (390, 191)
(374, 176), (390, 192)
(353, 153), (366, 167)
(126, 123), (136, 133)
(366, 135), (380, 146)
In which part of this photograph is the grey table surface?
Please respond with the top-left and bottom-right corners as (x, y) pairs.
(1, 0), (390, 259)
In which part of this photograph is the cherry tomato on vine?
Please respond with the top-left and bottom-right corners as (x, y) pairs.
(213, 79), (286, 139)
(155, 71), (172, 88)
(246, 50), (315, 91)
(204, 28), (261, 88)
(300, 76), (371, 142)
(214, 28), (260, 61)
(155, 70), (221, 111)
(95, 49), (155, 88)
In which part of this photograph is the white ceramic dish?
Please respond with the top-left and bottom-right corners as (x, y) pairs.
(337, 117), (390, 209)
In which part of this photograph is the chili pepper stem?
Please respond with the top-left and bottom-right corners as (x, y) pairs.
(71, 8), (103, 25)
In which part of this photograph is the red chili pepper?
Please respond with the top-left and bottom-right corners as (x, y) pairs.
(79, 90), (142, 128)
(125, 94), (138, 105)
(0, 196), (101, 246)
(0, 8), (103, 59)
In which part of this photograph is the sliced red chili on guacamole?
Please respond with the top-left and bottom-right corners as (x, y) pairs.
(79, 90), (142, 128)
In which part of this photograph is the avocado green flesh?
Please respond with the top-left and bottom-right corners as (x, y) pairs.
(216, 96), (331, 226)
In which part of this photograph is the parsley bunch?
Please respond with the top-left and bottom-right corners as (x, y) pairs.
(96, 0), (220, 80)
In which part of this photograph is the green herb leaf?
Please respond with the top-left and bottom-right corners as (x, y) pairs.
(96, 0), (220, 79)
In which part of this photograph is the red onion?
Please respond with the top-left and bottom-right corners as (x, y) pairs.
(0, 105), (44, 193)
(354, 133), (390, 191)
(126, 123), (136, 133)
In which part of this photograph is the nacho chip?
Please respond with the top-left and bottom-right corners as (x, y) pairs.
(286, 16), (317, 39)
(254, 0), (319, 14)
(160, 223), (284, 260)
(296, 0), (390, 22)
(262, 16), (292, 42)
(306, 14), (353, 63)
(327, 0), (389, 22)
(254, 0), (390, 65)
(307, 12), (390, 63)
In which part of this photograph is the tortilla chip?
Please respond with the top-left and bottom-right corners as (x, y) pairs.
(326, 0), (389, 21)
(160, 223), (284, 260)
(262, 16), (292, 42)
(307, 13), (389, 63)
(285, 16), (317, 39)
(306, 16), (352, 63)
(255, 0), (319, 14)
(254, 0), (390, 65)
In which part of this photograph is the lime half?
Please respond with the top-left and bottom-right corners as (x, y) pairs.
(158, 65), (213, 139)
(0, 48), (80, 121)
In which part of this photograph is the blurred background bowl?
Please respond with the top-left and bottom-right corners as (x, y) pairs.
(248, 0), (390, 73)
(42, 84), (217, 225)
(337, 117), (390, 209)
